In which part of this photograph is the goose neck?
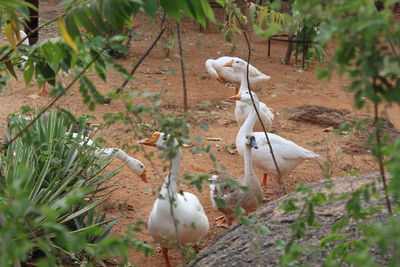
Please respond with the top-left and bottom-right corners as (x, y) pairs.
(239, 69), (249, 92)
(114, 149), (128, 162)
(236, 99), (259, 149)
(243, 144), (254, 177)
(161, 149), (181, 197)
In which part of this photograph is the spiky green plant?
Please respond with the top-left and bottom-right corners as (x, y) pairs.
(0, 111), (127, 266)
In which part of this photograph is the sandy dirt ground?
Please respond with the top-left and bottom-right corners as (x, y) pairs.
(1, 1), (400, 266)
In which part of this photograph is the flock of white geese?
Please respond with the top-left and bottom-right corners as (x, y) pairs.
(17, 32), (319, 265)
(133, 57), (318, 266)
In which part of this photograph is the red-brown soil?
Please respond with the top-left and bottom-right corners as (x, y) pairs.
(1, 1), (400, 266)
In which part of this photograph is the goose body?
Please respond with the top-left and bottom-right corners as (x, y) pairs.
(17, 30), (29, 68)
(209, 134), (263, 226)
(148, 190), (209, 247)
(232, 91), (319, 188)
(139, 132), (209, 266)
(19, 30), (30, 46)
(205, 56), (270, 87)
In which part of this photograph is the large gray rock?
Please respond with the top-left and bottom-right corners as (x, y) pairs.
(190, 173), (390, 266)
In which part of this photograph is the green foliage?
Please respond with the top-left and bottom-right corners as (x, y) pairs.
(254, 0), (400, 264)
(0, 0), (220, 265)
(0, 0), (216, 94)
(293, 20), (325, 63)
(0, 111), (143, 265)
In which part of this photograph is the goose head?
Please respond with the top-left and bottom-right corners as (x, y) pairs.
(227, 91), (260, 104)
(138, 131), (179, 149)
(245, 134), (258, 149)
(126, 157), (148, 183)
(222, 58), (247, 71)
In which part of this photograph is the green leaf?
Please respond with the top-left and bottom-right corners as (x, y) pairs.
(6, 59), (17, 79)
(143, 0), (158, 18)
(235, 204), (245, 217)
(76, 6), (100, 36)
(160, 0), (181, 20)
(239, 217), (254, 227)
(65, 13), (81, 42)
(60, 198), (108, 224)
(200, 0), (215, 22)
(255, 223), (269, 235)
(89, 2), (110, 35)
(213, 197), (227, 208)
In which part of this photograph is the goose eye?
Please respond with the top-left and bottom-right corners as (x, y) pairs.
(140, 165), (144, 168)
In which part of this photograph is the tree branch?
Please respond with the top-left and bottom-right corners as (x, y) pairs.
(372, 80), (392, 215)
(233, 11), (287, 195)
(176, 22), (188, 112)
(1, 49), (105, 152)
(115, 14), (167, 94)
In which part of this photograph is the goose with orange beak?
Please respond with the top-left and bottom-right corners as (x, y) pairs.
(205, 56), (270, 92)
(138, 131), (209, 267)
(225, 58), (275, 131)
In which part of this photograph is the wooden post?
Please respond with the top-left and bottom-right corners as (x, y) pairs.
(24, 0), (39, 45)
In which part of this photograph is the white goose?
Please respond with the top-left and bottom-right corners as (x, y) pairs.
(17, 30), (29, 66)
(72, 132), (147, 182)
(205, 56), (271, 91)
(209, 134), (263, 227)
(139, 132), (209, 267)
(223, 58), (274, 129)
(230, 91), (319, 189)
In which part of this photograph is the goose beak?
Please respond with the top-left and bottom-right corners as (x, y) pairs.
(138, 131), (161, 147)
(138, 137), (156, 146)
(139, 169), (148, 183)
(227, 92), (242, 101)
(222, 60), (233, 67)
(249, 136), (258, 149)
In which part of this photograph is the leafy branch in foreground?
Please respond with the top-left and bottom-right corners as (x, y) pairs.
(0, 111), (144, 265)
(250, 0), (400, 265)
(1, 0), (220, 265)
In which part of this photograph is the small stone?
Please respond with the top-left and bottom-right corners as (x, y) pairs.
(323, 127), (334, 132)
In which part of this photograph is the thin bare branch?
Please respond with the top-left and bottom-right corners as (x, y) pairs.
(233, 11), (287, 195)
(373, 93), (392, 215)
(176, 22), (188, 112)
(115, 13), (167, 94)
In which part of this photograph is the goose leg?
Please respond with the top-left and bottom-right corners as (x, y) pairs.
(162, 247), (171, 267)
(38, 83), (48, 96)
(216, 76), (226, 84)
(215, 215), (225, 225)
(215, 215), (233, 228)
(262, 173), (275, 195)
(261, 173), (268, 188)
